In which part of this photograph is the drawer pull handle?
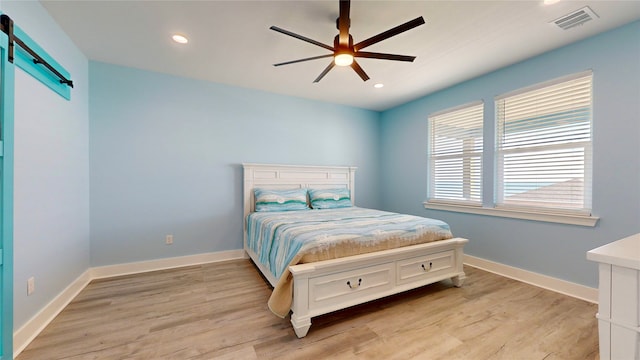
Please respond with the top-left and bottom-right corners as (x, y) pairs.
(422, 262), (433, 271)
(347, 278), (362, 289)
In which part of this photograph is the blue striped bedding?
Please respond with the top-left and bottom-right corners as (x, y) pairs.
(246, 207), (453, 280)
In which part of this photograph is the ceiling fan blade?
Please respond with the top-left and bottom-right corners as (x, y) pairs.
(353, 16), (425, 51)
(270, 26), (335, 52)
(313, 62), (336, 83)
(350, 60), (370, 82)
(353, 51), (416, 62)
(338, 0), (351, 47)
(274, 54), (334, 66)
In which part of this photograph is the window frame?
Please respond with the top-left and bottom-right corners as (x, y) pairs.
(495, 71), (593, 215)
(426, 100), (484, 207)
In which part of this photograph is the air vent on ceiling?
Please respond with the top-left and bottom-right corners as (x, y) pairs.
(551, 6), (599, 30)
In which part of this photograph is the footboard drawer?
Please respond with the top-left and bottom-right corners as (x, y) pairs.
(396, 250), (455, 285)
(308, 263), (394, 310)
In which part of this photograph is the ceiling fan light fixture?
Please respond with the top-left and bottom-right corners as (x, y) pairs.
(172, 34), (189, 44)
(334, 53), (354, 66)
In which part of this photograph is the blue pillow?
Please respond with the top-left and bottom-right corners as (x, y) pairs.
(254, 188), (309, 212)
(308, 188), (352, 209)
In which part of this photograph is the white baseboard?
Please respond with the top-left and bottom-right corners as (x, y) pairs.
(13, 249), (247, 358)
(13, 269), (92, 358)
(90, 249), (247, 279)
(464, 254), (598, 304)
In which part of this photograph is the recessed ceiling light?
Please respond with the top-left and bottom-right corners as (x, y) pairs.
(543, 0), (561, 5)
(172, 34), (189, 44)
(374, 83), (384, 88)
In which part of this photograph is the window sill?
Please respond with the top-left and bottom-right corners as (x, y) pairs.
(423, 202), (599, 227)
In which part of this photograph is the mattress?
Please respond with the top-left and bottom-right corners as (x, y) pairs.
(246, 207), (454, 316)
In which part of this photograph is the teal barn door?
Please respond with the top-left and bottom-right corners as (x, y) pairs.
(0, 11), (73, 357)
(0, 20), (15, 360)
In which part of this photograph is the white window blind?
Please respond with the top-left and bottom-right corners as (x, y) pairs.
(495, 71), (593, 214)
(428, 102), (483, 205)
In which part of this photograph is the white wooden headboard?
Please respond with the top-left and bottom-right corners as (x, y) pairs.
(242, 163), (357, 220)
(242, 163), (357, 250)
(242, 163), (356, 277)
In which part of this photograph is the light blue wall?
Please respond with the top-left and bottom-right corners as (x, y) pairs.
(89, 62), (381, 266)
(3, 1), (637, 337)
(379, 21), (640, 288)
(0, 1), (90, 330)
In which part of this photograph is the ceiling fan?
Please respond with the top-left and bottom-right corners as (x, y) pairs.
(270, 0), (425, 83)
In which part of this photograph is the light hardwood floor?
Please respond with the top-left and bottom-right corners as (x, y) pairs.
(16, 260), (599, 360)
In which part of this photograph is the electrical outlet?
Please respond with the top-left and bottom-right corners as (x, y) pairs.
(165, 234), (174, 245)
(27, 277), (35, 296)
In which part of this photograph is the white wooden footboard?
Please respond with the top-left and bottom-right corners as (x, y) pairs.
(288, 237), (468, 337)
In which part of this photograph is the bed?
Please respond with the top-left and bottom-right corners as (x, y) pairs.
(243, 163), (468, 338)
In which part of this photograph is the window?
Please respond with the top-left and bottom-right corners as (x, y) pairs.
(424, 71), (598, 226)
(427, 101), (484, 205)
(495, 71), (593, 214)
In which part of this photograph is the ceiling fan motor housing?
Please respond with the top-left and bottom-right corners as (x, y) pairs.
(334, 34), (354, 54)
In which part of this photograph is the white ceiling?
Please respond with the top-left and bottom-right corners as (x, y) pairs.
(39, 0), (640, 111)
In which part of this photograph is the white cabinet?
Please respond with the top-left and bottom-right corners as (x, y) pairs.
(587, 233), (640, 360)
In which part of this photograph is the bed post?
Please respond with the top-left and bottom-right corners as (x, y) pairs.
(451, 240), (466, 287)
(349, 166), (356, 205)
(243, 165), (254, 251)
(290, 268), (312, 338)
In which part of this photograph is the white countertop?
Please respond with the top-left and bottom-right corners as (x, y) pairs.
(587, 233), (640, 270)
